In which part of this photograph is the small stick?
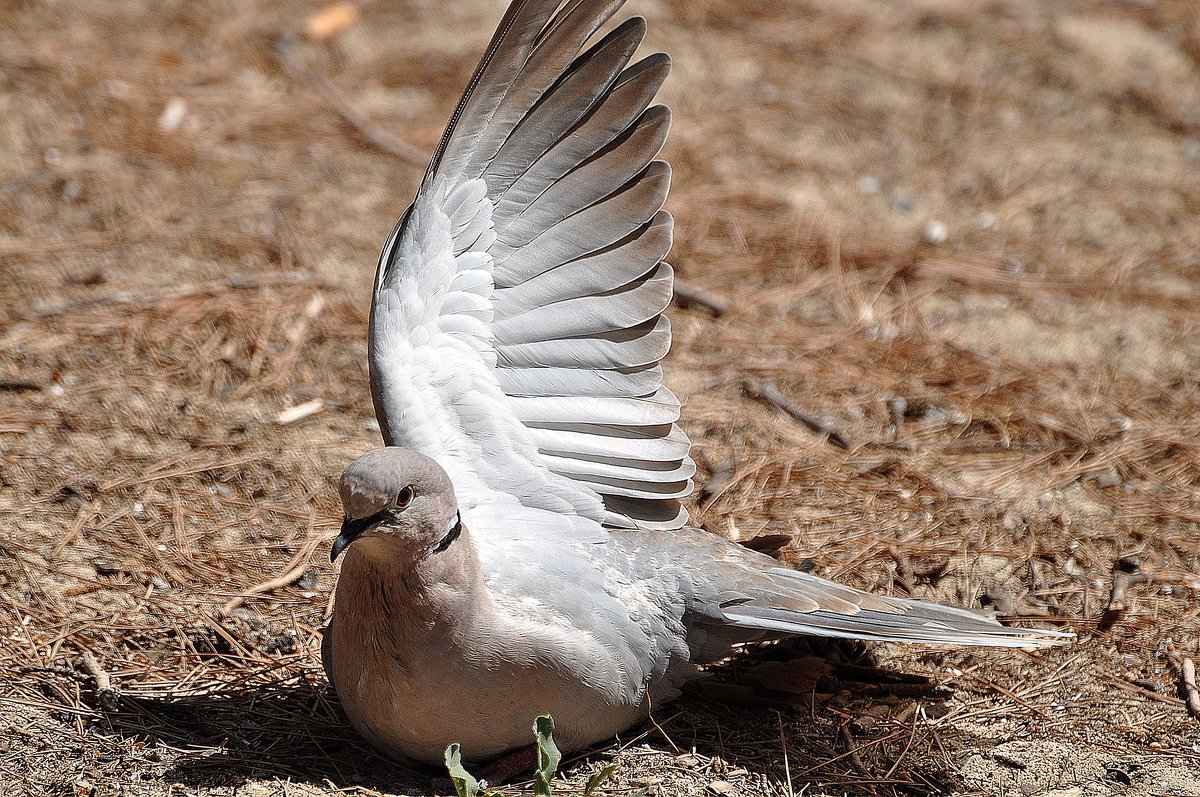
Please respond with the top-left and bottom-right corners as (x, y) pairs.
(882, 705), (922, 780)
(642, 693), (681, 753)
(1182, 658), (1200, 719)
(777, 712), (794, 797)
(49, 506), (93, 560)
(0, 378), (42, 391)
(273, 37), (425, 164)
(673, 280), (728, 317)
(1101, 672), (1186, 708)
(837, 724), (871, 778)
(79, 652), (110, 693)
(276, 399), (324, 425)
(221, 532), (325, 616)
(79, 651), (119, 711)
(742, 378), (851, 449)
(221, 561), (316, 617)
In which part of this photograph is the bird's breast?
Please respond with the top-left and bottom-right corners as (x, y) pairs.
(328, 549), (653, 764)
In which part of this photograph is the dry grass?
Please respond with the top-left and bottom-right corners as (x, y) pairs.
(2, 0), (1200, 795)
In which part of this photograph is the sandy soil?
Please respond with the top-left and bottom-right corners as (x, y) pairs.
(2, 0), (1199, 795)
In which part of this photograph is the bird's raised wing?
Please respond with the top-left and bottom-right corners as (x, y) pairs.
(369, 0), (693, 544)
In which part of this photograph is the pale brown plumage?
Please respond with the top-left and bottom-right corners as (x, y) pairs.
(324, 0), (1072, 768)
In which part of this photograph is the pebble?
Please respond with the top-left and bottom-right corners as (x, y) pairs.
(922, 219), (948, 244)
(157, 97), (187, 133)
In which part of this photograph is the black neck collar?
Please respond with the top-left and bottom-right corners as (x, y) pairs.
(432, 511), (462, 554)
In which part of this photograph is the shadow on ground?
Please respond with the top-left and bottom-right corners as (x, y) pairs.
(93, 681), (426, 793)
(79, 639), (967, 796)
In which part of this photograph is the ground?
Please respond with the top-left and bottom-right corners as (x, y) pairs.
(2, 0), (1199, 795)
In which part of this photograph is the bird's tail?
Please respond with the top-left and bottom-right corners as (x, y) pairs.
(648, 528), (1074, 650)
(721, 565), (1073, 648)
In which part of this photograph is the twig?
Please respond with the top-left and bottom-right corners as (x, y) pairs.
(642, 693), (682, 753)
(79, 651), (119, 711)
(0, 230), (116, 259)
(673, 280), (728, 317)
(0, 378), (42, 391)
(1100, 672), (1186, 708)
(79, 652), (110, 692)
(837, 724), (871, 779)
(102, 453), (262, 491)
(49, 506), (93, 560)
(276, 399), (325, 425)
(777, 712), (794, 797)
(220, 562), (315, 617)
(273, 36), (425, 164)
(959, 674), (1055, 721)
(882, 704), (922, 780)
(263, 293), (326, 389)
(742, 378), (852, 449)
(1181, 658), (1200, 720)
(221, 531), (325, 616)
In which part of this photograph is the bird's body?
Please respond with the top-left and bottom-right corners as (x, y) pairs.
(322, 0), (1070, 766)
(329, 527), (679, 762)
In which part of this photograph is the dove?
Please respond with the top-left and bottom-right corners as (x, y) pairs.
(322, 0), (1072, 767)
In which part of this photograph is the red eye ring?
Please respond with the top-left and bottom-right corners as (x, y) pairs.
(395, 485), (415, 509)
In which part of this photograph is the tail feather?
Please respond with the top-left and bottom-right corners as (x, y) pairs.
(721, 601), (1073, 648)
(733, 566), (1075, 647)
(648, 527), (1075, 651)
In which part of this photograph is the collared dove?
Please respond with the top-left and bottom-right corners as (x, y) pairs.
(322, 0), (1071, 766)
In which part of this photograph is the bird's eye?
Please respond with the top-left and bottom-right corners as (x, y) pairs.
(395, 485), (415, 509)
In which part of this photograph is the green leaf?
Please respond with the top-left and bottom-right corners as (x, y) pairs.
(444, 742), (481, 797)
(532, 714), (561, 797)
(582, 763), (618, 797)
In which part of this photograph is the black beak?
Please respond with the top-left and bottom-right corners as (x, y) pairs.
(330, 515), (376, 562)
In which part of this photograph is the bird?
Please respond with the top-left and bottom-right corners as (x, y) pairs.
(321, 0), (1072, 767)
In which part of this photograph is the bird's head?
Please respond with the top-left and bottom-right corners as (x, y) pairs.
(331, 447), (462, 562)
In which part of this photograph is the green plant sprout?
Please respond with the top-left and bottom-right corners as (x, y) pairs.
(443, 715), (641, 797)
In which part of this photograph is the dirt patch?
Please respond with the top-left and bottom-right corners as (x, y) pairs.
(2, 0), (1200, 795)
(958, 741), (1200, 797)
